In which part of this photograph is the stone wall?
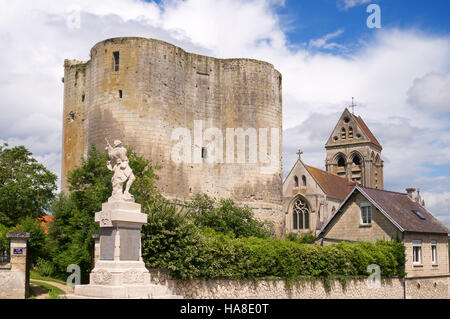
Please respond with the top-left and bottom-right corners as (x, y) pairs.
(62, 37), (284, 235)
(148, 269), (449, 299)
(405, 275), (449, 299)
(0, 264), (27, 299)
(0, 232), (30, 299)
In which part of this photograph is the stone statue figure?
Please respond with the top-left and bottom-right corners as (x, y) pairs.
(105, 138), (136, 201)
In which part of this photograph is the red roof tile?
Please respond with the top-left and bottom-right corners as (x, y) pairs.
(304, 164), (356, 200)
(352, 115), (382, 149)
(38, 215), (54, 234)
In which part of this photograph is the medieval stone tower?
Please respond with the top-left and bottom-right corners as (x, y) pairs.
(324, 108), (383, 189)
(62, 37), (284, 234)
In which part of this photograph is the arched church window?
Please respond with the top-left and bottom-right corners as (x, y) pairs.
(302, 175), (307, 187)
(338, 156), (346, 167)
(293, 210), (298, 229)
(294, 176), (299, 187)
(304, 211), (310, 229)
(292, 197), (310, 230)
(348, 127), (353, 138)
(341, 127), (346, 139)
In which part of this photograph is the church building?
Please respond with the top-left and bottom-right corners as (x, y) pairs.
(283, 108), (383, 235)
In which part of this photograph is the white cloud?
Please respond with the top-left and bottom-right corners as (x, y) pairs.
(0, 0), (449, 227)
(407, 73), (450, 114)
(422, 191), (450, 228)
(308, 29), (345, 50)
(337, 0), (372, 10)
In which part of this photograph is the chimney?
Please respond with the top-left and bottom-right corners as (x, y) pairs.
(416, 188), (425, 206)
(406, 188), (416, 199)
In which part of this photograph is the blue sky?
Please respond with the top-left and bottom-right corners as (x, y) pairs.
(277, 0), (450, 46)
(0, 0), (449, 227)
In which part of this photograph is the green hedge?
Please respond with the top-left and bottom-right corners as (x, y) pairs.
(141, 199), (406, 281)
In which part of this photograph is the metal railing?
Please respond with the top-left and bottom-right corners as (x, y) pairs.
(0, 250), (9, 263)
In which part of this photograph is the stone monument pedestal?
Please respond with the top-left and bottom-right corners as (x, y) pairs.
(71, 199), (181, 299)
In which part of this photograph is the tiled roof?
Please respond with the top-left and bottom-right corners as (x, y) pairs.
(352, 115), (382, 149)
(360, 186), (448, 234)
(304, 164), (356, 200)
(38, 215), (54, 234)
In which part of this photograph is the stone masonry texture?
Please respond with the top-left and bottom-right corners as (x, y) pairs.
(62, 37), (284, 235)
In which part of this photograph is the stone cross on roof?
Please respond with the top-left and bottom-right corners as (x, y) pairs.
(296, 149), (303, 160)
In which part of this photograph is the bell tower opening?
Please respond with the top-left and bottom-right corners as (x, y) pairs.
(336, 155), (346, 178)
(351, 154), (362, 184)
(325, 108), (383, 189)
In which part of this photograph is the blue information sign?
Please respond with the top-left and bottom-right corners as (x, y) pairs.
(13, 248), (23, 255)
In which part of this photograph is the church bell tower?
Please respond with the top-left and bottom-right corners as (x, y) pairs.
(324, 108), (383, 189)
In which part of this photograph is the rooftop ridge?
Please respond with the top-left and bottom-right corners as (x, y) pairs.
(357, 185), (407, 196)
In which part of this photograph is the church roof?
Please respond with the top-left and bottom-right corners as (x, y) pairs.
(319, 186), (449, 236)
(304, 164), (356, 200)
(352, 114), (382, 149)
(325, 108), (383, 150)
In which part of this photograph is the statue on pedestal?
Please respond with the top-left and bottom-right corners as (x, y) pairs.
(105, 138), (136, 202)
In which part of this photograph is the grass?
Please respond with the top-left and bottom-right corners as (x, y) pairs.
(30, 270), (67, 286)
(30, 280), (66, 299)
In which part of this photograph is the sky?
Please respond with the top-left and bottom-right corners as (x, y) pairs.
(0, 0), (449, 228)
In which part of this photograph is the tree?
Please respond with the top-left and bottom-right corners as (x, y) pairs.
(47, 145), (160, 281)
(13, 216), (48, 265)
(188, 194), (273, 238)
(0, 144), (57, 227)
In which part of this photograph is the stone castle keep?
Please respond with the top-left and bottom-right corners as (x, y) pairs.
(62, 37), (284, 234)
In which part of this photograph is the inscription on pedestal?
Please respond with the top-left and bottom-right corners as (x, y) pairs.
(100, 227), (116, 260)
(119, 227), (140, 261)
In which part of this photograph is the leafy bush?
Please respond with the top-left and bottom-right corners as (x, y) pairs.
(188, 194), (273, 238)
(142, 198), (204, 279)
(36, 257), (56, 277)
(0, 224), (9, 260)
(141, 199), (406, 281)
(286, 231), (316, 244)
(13, 216), (48, 266)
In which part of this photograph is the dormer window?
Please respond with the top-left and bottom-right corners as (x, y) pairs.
(360, 202), (372, 225)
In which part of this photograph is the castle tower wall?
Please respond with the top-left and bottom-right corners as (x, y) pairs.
(62, 37), (283, 235)
(62, 59), (88, 187)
